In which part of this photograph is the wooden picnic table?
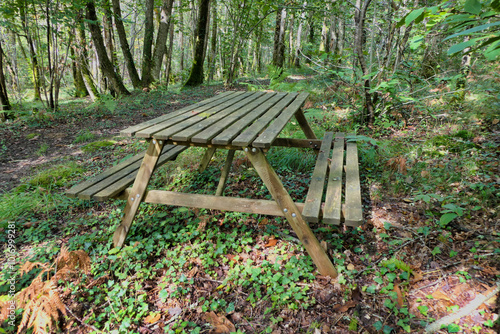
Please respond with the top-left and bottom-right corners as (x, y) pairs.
(67, 90), (363, 277)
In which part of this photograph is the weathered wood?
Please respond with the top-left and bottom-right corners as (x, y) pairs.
(113, 139), (164, 248)
(294, 108), (317, 139)
(120, 91), (235, 136)
(118, 188), (307, 217)
(151, 92), (253, 140)
(231, 93), (297, 147)
(252, 93), (309, 148)
(93, 145), (186, 200)
(198, 147), (216, 172)
(211, 93), (288, 146)
(323, 133), (345, 225)
(215, 150), (235, 196)
(302, 132), (333, 222)
(66, 151), (146, 198)
(344, 134), (363, 226)
(191, 92), (278, 144)
(173, 92), (266, 143)
(245, 148), (337, 278)
(135, 92), (247, 138)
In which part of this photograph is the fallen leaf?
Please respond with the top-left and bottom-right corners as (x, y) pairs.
(411, 271), (424, 284)
(144, 313), (161, 324)
(421, 170), (430, 178)
(264, 238), (278, 248)
(352, 286), (362, 302)
(432, 290), (453, 302)
(393, 284), (404, 308)
(332, 300), (356, 312)
(204, 311), (236, 334)
(347, 263), (355, 271)
(492, 119), (499, 125)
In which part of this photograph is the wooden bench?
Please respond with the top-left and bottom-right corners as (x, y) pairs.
(66, 144), (187, 201)
(302, 132), (363, 226)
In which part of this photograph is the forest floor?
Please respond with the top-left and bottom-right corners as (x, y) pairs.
(0, 78), (499, 334)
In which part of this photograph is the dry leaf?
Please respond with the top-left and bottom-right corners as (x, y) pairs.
(259, 218), (269, 226)
(204, 311), (236, 334)
(352, 286), (362, 302)
(432, 290), (453, 302)
(264, 238), (278, 248)
(393, 284), (404, 308)
(411, 271), (424, 283)
(332, 300), (356, 312)
(144, 313), (161, 324)
(492, 119), (499, 125)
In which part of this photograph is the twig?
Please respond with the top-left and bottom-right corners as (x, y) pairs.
(65, 305), (102, 333)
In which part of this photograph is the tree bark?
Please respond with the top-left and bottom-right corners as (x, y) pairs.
(141, 0), (155, 87)
(294, 2), (307, 67)
(355, 0), (375, 124)
(272, 6), (287, 69)
(19, 1), (42, 101)
(165, 16), (175, 89)
(207, 0), (218, 81)
(86, 0), (129, 96)
(152, 0), (175, 81)
(0, 39), (11, 121)
(71, 46), (88, 97)
(184, 0), (211, 87)
(111, 0), (141, 88)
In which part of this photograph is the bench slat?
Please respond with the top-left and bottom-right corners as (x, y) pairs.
(344, 134), (363, 226)
(252, 93), (309, 148)
(323, 133), (345, 225)
(135, 92), (247, 138)
(302, 132), (333, 222)
(120, 91), (236, 137)
(93, 145), (187, 200)
(174, 92), (267, 143)
(231, 93), (297, 147)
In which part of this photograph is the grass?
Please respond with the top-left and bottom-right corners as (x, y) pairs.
(0, 73), (499, 333)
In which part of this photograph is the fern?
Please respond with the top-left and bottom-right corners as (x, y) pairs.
(381, 257), (413, 274)
(0, 246), (90, 334)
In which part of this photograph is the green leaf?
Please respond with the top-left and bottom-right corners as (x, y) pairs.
(405, 8), (425, 26)
(444, 21), (500, 41)
(464, 0), (482, 15)
(440, 213), (458, 226)
(374, 321), (383, 330)
(108, 247), (121, 255)
(448, 39), (476, 55)
(447, 323), (461, 332)
(410, 35), (424, 50)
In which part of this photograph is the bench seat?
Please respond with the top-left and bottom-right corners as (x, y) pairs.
(302, 132), (363, 226)
(66, 145), (187, 201)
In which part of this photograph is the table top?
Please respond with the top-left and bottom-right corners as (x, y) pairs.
(120, 91), (309, 149)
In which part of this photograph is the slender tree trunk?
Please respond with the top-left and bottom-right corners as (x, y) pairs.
(294, 2), (307, 67)
(305, 13), (314, 64)
(45, 0), (55, 109)
(0, 39), (11, 121)
(152, 0), (175, 80)
(71, 46), (88, 97)
(207, 0), (217, 81)
(75, 14), (99, 101)
(86, 0), (129, 96)
(141, 0), (155, 87)
(111, 0), (141, 88)
(19, 2), (42, 101)
(184, 0), (210, 87)
(179, 1), (185, 72)
(288, 13), (294, 67)
(272, 6), (287, 69)
(165, 16), (175, 89)
(355, 0), (375, 124)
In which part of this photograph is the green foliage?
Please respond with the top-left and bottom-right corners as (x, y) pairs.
(73, 130), (96, 144)
(81, 140), (117, 153)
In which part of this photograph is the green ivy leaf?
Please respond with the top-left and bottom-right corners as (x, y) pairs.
(440, 213), (458, 226)
(447, 323), (461, 332)
(464, 0), (482, 15)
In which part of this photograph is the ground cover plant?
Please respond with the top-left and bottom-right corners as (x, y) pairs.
(0, 68), (499, 334)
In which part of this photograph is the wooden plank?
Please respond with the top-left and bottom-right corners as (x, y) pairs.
(190, 92), (281, 144)
(344, 134), (363, 226)
(65, 151), (145, 198)
(118, 189), (308, 217)
(215, 150), (235, 196)
(211, 93), (288, 146)
(302, 132), (333, 222)
(173, 92), (267, 143)
(135, 92), (247, 138)
(245, 148), (337, 278)
(294, 108), (317, 139)
(231, 93), (298, 147)
(150, 92), (254, 140)
(113, 139), (165, 248)
(92, 145), (186, 200)
(120, 91), (236, 137)
(252, 93), (309, 148)
(198, 147), (216, 172)
(323, 133), (345, 225)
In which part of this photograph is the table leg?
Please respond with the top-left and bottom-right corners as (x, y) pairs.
(198, 147), (217, 173)
(294, 108), (317, 140)
(113, 139), (165, 248)
(245, 148), (338, 278)
(216, 149), (235, 196)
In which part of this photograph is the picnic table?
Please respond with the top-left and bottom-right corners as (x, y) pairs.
(67, 91), (363, 277)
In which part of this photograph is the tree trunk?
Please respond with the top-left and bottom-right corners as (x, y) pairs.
(294, 2), (307, 67)
(165, 16), (175, 89)
(19, 2), (42, 101)
(272, 7), (287, 69)
(179, 1), (185, 72)
(355, 0), (375, 124)
(207, 0), (218, 81)
(141, 0), (155, 88)
(86, 0), (129, 96)
(152, 0), (175, 81)
(184, 0), (210, 87)
(71, 46), (88, 97)
(305, 13), (314, 64)
(0, 39), (11, 121)
(111, 0), (141, 88)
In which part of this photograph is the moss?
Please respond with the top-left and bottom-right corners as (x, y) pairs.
(82, 140), (116, 153)
(27, 162), (84, 188)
